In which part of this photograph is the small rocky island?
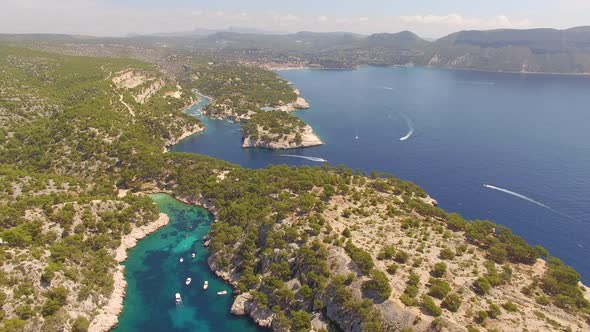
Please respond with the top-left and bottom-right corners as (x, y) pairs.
(241, 111), (323, 149)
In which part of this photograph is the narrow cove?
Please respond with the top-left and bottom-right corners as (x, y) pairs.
(113, 193), (263, 331)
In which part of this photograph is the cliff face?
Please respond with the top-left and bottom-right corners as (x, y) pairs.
(242, 124), (323, 150)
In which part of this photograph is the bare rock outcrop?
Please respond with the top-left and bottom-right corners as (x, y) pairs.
(230, 292), (274, 328)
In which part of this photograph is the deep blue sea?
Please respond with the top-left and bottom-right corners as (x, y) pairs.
(173, 66), (590, 283)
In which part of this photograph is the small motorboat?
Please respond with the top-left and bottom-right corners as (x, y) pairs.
(179, 258), (184, 263)
(185, 278), (192, 285)
(203, 281), (209, 289)
(175, 293), (182, 305)
(191, 253), (196, 258)
(217, 290), (227, 295)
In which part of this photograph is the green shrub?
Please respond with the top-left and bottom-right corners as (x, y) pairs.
(488, 303), (502, 319)
(441, 293), (462, 312)
(439, 247), (455, 260)
(472, 277), (491, 295)
(386, 263), (398, 275)
(502, 301), (518, 312)
(536, 295), (550, 306)
(1, 318), (26, 332)
(362, 269), (392, 301)
(72, 317), (90, 332)
(427, 278), (451, 300)
(342, 228), (351, 238)
(394, 250), (409, 264)
(407, 272), (420, 287)
(404, 285), (419, 298)
(541, 257), (590, 311)
(345, 242), (374, 275)
(290, 310), (311, 332)
(421, 294), (442, 317)
(475, 310), (488, 324)
(431, 262), (447, 278)
(15, 305), (34, 320)
(377, 245), (396, 260)
(488, 244), (508, 263)
(400, 293), (418, 307)
(430, 317), (447, 331)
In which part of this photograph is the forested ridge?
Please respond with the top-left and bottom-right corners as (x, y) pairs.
(0, 45), (588, 332)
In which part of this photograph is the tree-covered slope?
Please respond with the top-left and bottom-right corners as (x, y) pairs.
(0, 45), (588, 332)
(241, 111), (322, 149)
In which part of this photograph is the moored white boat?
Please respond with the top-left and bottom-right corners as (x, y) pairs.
(217, 290), (227, 295)
(175, 293), (182, 304)
(179, 258), (184, 263)
(185, 278), (192, 285)
(203, 281), (208, 289)
(191, 253), (196, 258)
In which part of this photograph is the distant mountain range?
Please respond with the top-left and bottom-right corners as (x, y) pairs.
(182, 27), (590, 73)
(3, 26), (590, 74)
(140, 26), (289, 37)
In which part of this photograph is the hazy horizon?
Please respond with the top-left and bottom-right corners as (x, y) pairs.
(2, 0), (590, 38)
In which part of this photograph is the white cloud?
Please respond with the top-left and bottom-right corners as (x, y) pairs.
(280, 14), (300, 22)
(489, 15), (532, 28)
(0, 1), (552, 38)
(399, 13), (532, 30)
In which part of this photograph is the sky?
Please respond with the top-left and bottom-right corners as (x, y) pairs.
(2, 0), (589, 38)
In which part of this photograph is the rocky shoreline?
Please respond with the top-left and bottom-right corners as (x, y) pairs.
(162, 97), (206, 151)
(242, 124), (323, 150)
(88, 212), (170, 332)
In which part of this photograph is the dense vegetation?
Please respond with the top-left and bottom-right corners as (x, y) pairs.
(242, 111), (307, 145)
(0, 44), (588, 332)
(184, 59), (297, 121)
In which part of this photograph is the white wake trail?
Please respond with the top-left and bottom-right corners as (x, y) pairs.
(383, 86), (394, 90)
(458, 81), (496, 86)
(279, 154), (328, 163)
(483, 184), (576, 220)
(399, 114), (414, 141)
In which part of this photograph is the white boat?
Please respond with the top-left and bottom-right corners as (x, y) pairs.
(185, 278), (192, 285)
(175, 293), (182, 304)
(191, 253), (196, 258)
(217, 290), (227, 295)
(203, 281), (209, 289)
(179, 258), (184, 263)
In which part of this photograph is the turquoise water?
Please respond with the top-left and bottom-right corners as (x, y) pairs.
(173, 66), (590, 283)
(114, 193), (263, 332)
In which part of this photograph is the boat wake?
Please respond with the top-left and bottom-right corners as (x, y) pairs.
(483, 184), (575, 220)
(458, 81), (496, 86)
(399, 114), (414, 141)
(383, 86), (394, 90)
(279, 154), (328, 163)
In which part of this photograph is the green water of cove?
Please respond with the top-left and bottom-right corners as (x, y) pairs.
(114, 193), (263, 331)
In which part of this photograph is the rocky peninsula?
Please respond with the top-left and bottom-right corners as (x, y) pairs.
(241, 111), (323, 150)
